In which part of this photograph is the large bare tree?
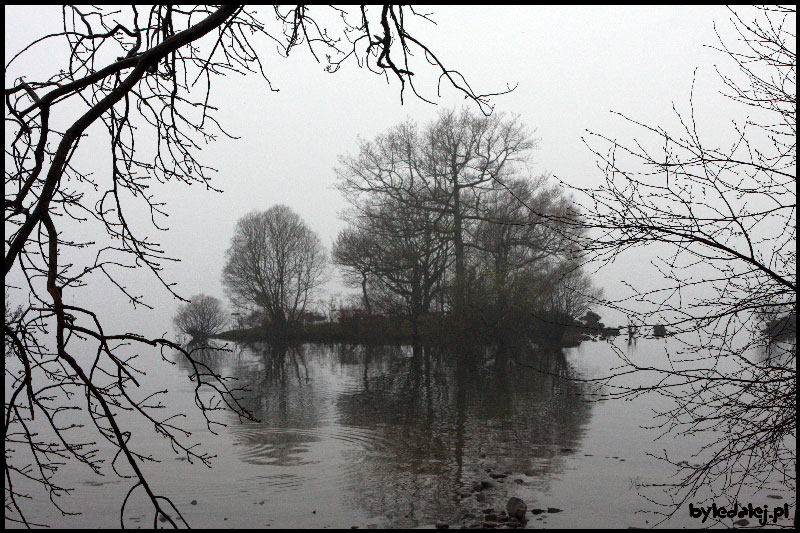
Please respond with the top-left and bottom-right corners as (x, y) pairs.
(222, 205), (326, 330)
(471, 177), (587, 321)
(336, 108), (536, 316)
(335, 110), (598, 338)
(331, 226), (380, 316)
(4, 5), (501, 527)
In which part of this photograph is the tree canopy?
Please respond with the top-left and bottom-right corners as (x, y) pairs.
(222, 205), (326, 329)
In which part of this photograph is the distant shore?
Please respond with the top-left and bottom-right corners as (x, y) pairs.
(212, 316), (600, 347)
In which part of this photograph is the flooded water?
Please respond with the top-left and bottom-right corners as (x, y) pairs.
(6, 338), (795, 528)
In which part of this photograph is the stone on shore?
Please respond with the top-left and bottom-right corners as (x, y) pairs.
(506, 497), (527, 521)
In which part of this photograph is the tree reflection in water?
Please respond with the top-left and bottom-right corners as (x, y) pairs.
(334, 342), (593, 526)
(215, 342), (323, 467)
(179, 341), (595, 527)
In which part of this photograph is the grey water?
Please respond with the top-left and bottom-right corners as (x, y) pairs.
(7, 338), (795, 528)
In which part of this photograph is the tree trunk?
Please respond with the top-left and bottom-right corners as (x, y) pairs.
(452, 181), (466, 318)
(361, 273), (372, 315)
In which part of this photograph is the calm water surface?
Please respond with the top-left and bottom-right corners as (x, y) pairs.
(8, 338), (795, 528)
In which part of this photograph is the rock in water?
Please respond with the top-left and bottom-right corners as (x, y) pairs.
(506, 497), (527, 521)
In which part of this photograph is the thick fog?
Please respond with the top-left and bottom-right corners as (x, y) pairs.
(5, 5), (739, 338)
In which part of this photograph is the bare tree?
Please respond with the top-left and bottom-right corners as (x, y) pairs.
(336, 108), (536, 316)
(524, 260), (601, 342)
(471, 177), (587, 321)
(334, 195), (450, 337)
(335, 111), (599, 337)
(222, 205), (326, 330)
(4, 5), (500, 527)
(173, 294), (227, 342)
(332, 226), (379, 316)
(566, 5), (795, 521)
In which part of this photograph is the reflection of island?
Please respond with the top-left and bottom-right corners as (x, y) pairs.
(173, 340), (596, 527)
(172, 341), (229, 375)
(334, 342), (594, 527)
(220, 342), (326, 467)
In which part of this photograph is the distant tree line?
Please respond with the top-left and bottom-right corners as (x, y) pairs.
(183, 109), (601, 344)
(177, 109), (602, 344)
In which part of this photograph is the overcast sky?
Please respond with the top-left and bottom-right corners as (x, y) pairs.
(6, 5), (748, 337)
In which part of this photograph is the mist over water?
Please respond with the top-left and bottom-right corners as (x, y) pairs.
(6, 337), (793, 528)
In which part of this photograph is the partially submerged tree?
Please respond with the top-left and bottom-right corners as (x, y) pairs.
(173, 294), (227, 342)
(222, 205), (326, 330)
(570, 5), (795, 520)
(4, 5), (501, 527)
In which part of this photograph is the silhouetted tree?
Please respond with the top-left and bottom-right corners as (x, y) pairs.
(336, 117), (597, 338)
(470, 177), (594, 331)
(526, 260), (600, 343)
(336, 108), (535, 317)
(222, 205), (326, 330)
(332, 227), (379, 316)
(4, 5), (501, 527)
(334, 193), (450, 336)
(173, 294), (227, 342)
(569, 5), (795, 520)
